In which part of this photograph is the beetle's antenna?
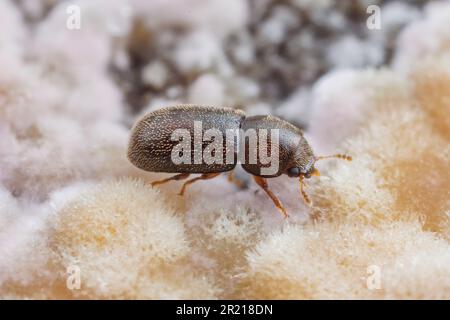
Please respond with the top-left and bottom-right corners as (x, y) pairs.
(299, 175), (312, 206)
(315, 154), (352, 161)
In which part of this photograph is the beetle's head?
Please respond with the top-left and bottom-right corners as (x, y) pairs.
(284, 136), (352, 205)
(285, 136), (317, 179)
(286, 158), (317, 178)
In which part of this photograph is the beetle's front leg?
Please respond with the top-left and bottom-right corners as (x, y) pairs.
(253, 176), (289, 218)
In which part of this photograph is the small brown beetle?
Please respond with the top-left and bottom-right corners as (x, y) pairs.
(127, 105), (351, 218)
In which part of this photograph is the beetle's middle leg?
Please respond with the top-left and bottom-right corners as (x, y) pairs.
(253, 176), (289, 218)
(227, 170), (247, 189)
(178, 173), (221, 195)
(151, 173), (190, 187)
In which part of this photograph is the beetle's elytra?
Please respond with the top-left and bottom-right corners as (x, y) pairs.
(127, 105), (351, 218)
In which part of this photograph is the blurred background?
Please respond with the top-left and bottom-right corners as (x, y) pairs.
(1, 0), (450, 300)
(12, 0), (427, 126)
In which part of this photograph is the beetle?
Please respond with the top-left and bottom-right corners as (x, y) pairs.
(127, 105), (351, 218)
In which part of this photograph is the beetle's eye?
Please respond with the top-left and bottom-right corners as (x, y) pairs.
(287, 167), (300, 177)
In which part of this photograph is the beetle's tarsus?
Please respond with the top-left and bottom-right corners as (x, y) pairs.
(253, 176), (289, 218)
(178, 172), (221, 195)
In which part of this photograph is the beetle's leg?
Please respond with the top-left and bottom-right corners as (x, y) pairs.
(151, 173), (190, 187)
(253, 176), (288, 218)
(228, 170), (235, 182)
(299, 175), (312, 206)
(227, 170), (246, 189)
(178, 173), (221, 196)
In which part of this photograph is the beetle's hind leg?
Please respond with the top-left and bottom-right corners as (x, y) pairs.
(178, 173), (221, 196)
(253, 176), (288, 218)
(151, 173), (190, 187)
